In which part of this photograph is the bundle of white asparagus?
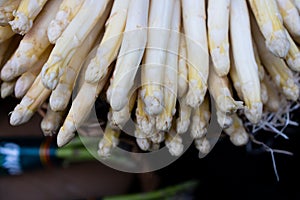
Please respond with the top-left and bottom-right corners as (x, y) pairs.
(1, 0), (300, 157)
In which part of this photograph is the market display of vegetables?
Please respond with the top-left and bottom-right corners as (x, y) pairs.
(0, 0), (299, 158)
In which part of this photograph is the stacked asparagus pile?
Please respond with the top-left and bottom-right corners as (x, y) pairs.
(0, 0), (299, 157)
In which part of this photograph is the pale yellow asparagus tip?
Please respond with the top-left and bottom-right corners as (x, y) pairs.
(0, 0), (21, 26)
(216, 108), (233, 129)
(47, 0), (84, 44)
(285, 30), (300, 72)
(136, 90), (156, 136)
(57, 120), (76, 147)
(150, 131), (165, 144)
(248, 0), (290, 58)
(109, 91), (137, 129)
(176, 95), (192, 134)
(98, 124), (120, 157)
(134, 126), (151, 151)
(41, 105), (65, 136)
(194, 137), (211, 154)
(9, 0), (49, 35)
(1, 80), (15, 98)
(224, 114), (249, 146)
(190, 96), (210, 139)
(208, 61), (243, 114)
(14, 72), (36, 98)
(165, 130), (184, 156)
(264, 75), (281, 112)
(207, 0), (230, 76)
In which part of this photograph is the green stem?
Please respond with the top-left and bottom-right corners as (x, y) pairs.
(103, 180), (198, 200)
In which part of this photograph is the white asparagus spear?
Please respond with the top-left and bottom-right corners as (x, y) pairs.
(135, 126), (151, 151)
(284, 30), (300, 72)
(248, 0), (290, 58)
(177, 33), (188, 98)
(49, 10), (107, 112)
(156, 0), (180, 131)
(276, 0), (300, 43)
(263, 75), (281, 112)
(190, 95), (210, 139)
(1, 0), (62, 81)
(0, 0), (21, 26)
(41, 0), (110, 90)
(141, 0), (175, 116)
(136, 90), (156, 136)
(182, 0), (209, 108)
(47, 0), (84, 44)
(194, 137), (211, 154)
(14, 46), (52, 98)
(10, 74), (51, 126)
(216, 106), (233, 129)
(107, 0), (149, 111)
(165, 129), (184, 156)
(176, 95), (192, 134)
(9, 0), (49, 35)
(207, 0), (230, 76)
(56, 67), (112, 147)
(252, 18), (299, 101)
(41, 104), (65, 136)
(0, 25), (15, 43)
(108, 91), (137, 130)
(223, 114), (249, 146)
(85, 0), (130, 85)
(208, 60), (243, 114)
(1, 80), (16, 98)
(230, 0), (262, 124)
(98, 123), (120, 157)
(150, 131), (165, 144)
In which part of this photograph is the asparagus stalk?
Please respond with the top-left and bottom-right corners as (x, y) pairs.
(248, 0), (290, 58)
(141, 0), (175, 115)
(177, 33), (188, 98)
(41, 104), (66, 136)
(9, 0), (49, 35)
(230, 0), (262, 124)
(1, 80), (16, 98)
(276, 0), (300, 43)
(49, 10), (108, 112)
(14, 46), (52, 98)
(41, 0), (110, 90)
(207, 0), (230, 76)
(47, 0), (84, 44)
(252, 17), (299, 101)
(10, 74), (51, 126)
(1, 0), (61, 81)
(156, 0), (180, 131)
(182, 0), (209, 108)
(107, 0), (149, 111)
